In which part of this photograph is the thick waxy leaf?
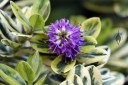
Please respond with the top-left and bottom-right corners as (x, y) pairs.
(1, 39), (21, 48)
(31, 0), (50, 21)
(16, 61), (35, 83)
(80, 36), (97, 53)
(86, 65), (102, 85)
(30, 34), (50, 53)
(60, 80), (74, 85)
(51, 56), (76, 74)
(0, 64), (26, 85)
(77, 48), (107, 64)
(29, 14), (45, 31)
(34, 74), (47, 85)
(10, 1), (31, 33)
(81, 17), (101, 38)
(67, 65), (91, 85)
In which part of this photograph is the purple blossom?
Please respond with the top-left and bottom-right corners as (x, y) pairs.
(47, 19), (82, 60)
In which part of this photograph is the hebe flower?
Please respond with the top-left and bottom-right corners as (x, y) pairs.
(47, 19), (82, 60)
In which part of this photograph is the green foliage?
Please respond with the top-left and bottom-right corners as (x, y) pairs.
(0, 51), (47, 85)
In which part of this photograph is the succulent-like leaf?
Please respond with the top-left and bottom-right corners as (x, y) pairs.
(77, 48), (107, 64)
(16, 61), (35, 83)
(81, 17), (101, 38)
(60, 80), (74, 85)
(51, 56), (76, 74)
(0, 64), (26, 85)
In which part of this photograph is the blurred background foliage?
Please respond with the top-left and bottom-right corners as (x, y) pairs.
(0, 0), (128, 85)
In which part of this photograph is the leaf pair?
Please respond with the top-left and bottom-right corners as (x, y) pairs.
(60, 65), (102, 85)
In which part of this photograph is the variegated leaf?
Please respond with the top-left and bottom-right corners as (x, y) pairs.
(67, 64), (91, 85)
(103, 72), (125, 85)
(0, 10), (22, 33)
(41, 54), (56, 66)
(30, 34), (50, 53)
(67, 74), (83, 85)
(0, 64), (27, 85)
(1, 39), (21, 48)
(77, 48), (107, 64)
(96, 46), (111, 68)
(0, 20), (18, 42)
(81, 17), (101, 38)
(51, 56), (76, 74)
(80, 36), (97, 53)
(86, 65), (102, 85)
(15, 61), (35, 83)
(60, 80), (74, 85)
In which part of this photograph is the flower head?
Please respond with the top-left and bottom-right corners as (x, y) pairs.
(47, 19), (82, 60)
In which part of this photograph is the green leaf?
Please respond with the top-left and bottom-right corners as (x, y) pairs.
(77, 48), (107, 64)
(67, 65), (91, 85)
(31, 0), (50, 21)
(10, 1), (31, 33)
(97, 19), (112, 45)
(34, 74), (47, 85)
(51, 56), (76, 74)
(1, 39), (21, 48)
(81, 17), (101, 38)
(16, 61), (35, 83)
(30, 34), (51, 53)
(29, 14), (45, 31)
(42, 54), (56, 66)
(60, 80), (74, 85)
(70, 15), (86, 26)
(86, 65), (102, 85)
(27, 51), (39, 73)
(0, 64), (26, 85)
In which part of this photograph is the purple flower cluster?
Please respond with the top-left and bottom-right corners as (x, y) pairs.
(47, 19), (82, 59)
